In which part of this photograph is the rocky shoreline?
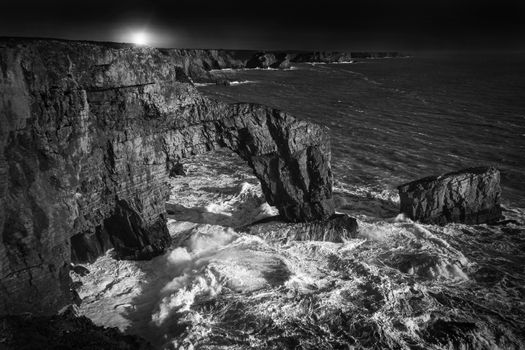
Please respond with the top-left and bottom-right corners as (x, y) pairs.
(0, 37), (505, 348)
(160, 48), (401, 83)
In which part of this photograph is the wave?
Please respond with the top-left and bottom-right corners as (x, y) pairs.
(194, 80), (258, 88)
(229, 80), (257, 85)
(210, 67), (298, 73)
(76, 217), (523, 349)
(209, 68), (236, 73)
(304, 61), (354, 65)
(193, 82), (215, 87)
(330, 61), (355, 64)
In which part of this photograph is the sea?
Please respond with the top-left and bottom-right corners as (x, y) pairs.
(75, 53), (525, 349)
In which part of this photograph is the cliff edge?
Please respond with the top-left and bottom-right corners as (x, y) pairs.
(0, 38), (334, 315)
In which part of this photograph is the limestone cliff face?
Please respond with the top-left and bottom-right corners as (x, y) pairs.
(0, 38), (334, 315)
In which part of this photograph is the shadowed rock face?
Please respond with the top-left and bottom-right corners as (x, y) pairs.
(0, 38), (334, 314)
(398, 167), (503, 225)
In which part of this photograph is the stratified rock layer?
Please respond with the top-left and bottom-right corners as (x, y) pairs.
(0, 38), (334, 315)
(398, 167), (503, 225)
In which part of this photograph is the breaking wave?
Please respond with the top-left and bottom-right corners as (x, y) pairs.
(306, 61), (355, 65)
(193, 82), (215, 87)
(229, 80), (257, 85)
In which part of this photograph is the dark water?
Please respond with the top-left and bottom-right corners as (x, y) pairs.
(200, 53), (525, 207)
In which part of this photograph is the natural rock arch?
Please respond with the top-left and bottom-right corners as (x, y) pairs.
(163, 101), (335, 222)
(0, 39), (335, 314)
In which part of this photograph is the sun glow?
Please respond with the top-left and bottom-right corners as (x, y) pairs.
(131, 31), (148, 46)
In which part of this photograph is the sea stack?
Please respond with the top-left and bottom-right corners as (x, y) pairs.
(397, 167), (503, 225)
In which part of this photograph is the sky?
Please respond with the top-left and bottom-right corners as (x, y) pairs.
(0, 0), (524, 51)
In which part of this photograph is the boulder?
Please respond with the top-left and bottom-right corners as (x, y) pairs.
(398, 167), (503, 225)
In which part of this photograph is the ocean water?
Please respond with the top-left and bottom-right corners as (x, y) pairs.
(75, 54), (525, 349)
(200, 53), (525, 207)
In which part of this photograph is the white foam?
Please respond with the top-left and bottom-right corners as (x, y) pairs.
(193, 82), (215, 87)
(228, 80), (257, 85)
(209, 68), (236, 72)
(153, 269), (222, 325)
(183, 225), (238, 254)
(241, 67), (279, 71)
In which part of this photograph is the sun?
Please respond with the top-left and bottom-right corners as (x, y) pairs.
(131, 31), (148, 46)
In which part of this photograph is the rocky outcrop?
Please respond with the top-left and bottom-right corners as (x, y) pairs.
(0, 307), (152, 349)
(398, 167), (503, 225)
(245, 52), (292, 69)
(243, 213), (358, 243)
(161, 48), (400, 82)
(0, 38), (335, 315)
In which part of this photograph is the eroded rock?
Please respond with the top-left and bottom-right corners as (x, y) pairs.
(0, 38), (335, 314)
(398, 167), (503, 225)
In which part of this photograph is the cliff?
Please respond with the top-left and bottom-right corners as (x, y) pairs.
(0, 38), (335, 315)
(160, 48), (400, 82)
